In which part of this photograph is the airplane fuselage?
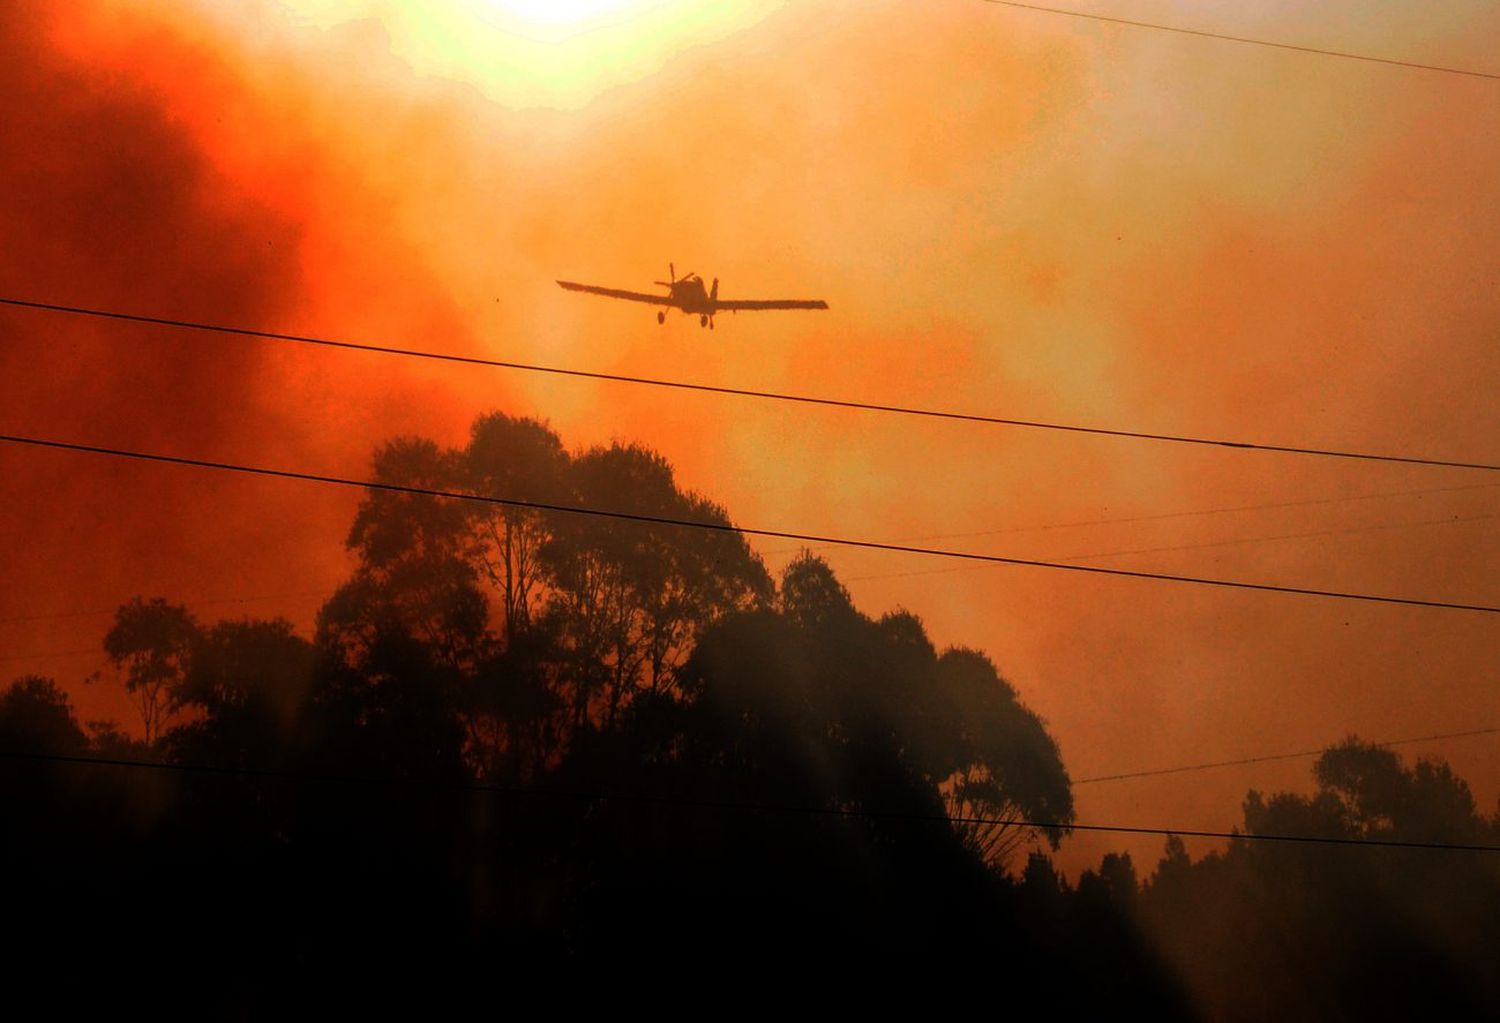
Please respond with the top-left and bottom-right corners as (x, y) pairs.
(669, 276), (714, 314)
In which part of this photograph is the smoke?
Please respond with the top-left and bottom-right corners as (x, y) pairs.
(0, 0), (486, 725)
(0, 0), (314, 708)
(0, 0), (1495, 883)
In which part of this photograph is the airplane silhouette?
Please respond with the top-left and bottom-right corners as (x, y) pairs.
(557, 264), (828, 329)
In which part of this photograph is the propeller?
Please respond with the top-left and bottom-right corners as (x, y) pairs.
(654, 262), (676, 288)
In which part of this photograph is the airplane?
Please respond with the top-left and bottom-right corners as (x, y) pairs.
(557, 264), (828, 329)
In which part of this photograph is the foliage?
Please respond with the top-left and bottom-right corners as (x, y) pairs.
(29, 411), (1498, 1010)
(1141, 738), (1500, 1018)
(103, 596), (197, 743)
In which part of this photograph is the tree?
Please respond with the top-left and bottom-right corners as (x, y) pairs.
(927, 646), (1074, 864)
(0, 675), (87, 754)
(1140, 738), (1500, 1018)
(773, 555), (1072, 866)
(321, 417), (774, 773)
(164, 617), (316, 767)
(541, 441), (771, 726)
(460, 414), (572, 777)
(780, 550), (860, 632)
(1079, 851), (1139, 907)
(668, 553), (1071, 872)
(103, 597), (198, 744)
(332, 436), (489, 669)
(462, 412), (569, 648)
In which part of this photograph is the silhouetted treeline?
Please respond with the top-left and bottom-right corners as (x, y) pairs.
(2, 412), (1494, 1013)
(1140, 737), (1500, 1018)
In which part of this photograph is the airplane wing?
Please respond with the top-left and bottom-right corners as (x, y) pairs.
(557, 280), (676, 306)
(714, 298), (829, 311)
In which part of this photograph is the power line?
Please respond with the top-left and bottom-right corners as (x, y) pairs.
(843, 509), (1498, 584)
(9, 480), (1490, 630)
(4, 747), (1497, 853)
(878, 481), (1500, 546)
(981, 1), (1500, 82)
(1075, 725), (1500, 785)
(4, 296), (1497, 473)
(769, 490), (1500, 563)
(8, 482), (1491, 631)
(4, 432), (1498, 614)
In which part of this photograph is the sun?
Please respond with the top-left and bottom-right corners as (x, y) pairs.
(275, 0), (782, 108)
(474, 0), (649, 31)
(468, 0), (664, 41)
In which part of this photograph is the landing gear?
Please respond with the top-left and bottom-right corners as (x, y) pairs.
(657, 311), (665, 325)
(700, 314), (708, 328)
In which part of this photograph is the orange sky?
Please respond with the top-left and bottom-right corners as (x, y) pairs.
(2, 0), (1497, 876)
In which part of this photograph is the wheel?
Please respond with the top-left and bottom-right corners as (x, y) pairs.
(657, 311), (665, 324)
(699, 314), (708, 328)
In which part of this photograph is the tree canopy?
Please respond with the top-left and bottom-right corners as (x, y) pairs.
(5, 411), (1490, 1012)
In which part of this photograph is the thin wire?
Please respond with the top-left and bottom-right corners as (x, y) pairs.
(843, 480), (1500, 553)
(981, 1), (1500, 82)
(842, 509), (1498, 584)
(4, 432), (1498, 613)
(9, 484), (1490, 630)
(7, 482), (1492, 630)
(3, 296), (1497, 472)
(769, 492), (1500, 562)
(1075, 726), (1500, 785)
(3, 747), (1496, 853)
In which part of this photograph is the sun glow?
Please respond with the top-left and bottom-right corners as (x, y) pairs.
(472, 0), (650, 34)
(274, 0), (784, 108)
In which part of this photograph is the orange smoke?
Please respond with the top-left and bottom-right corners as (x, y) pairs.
(1, 0), (1496, 878)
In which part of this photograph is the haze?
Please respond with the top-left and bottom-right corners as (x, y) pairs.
(1, 0), (1496, 875)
